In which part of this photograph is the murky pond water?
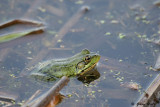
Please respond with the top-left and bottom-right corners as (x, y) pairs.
(0, 0), (160, 107)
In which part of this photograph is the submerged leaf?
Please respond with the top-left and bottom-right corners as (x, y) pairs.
(0, 28), (44, 43)
(0, 32), (29, 43)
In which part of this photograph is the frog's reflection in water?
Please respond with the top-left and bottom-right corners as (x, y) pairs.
(77, 68), (100, 84)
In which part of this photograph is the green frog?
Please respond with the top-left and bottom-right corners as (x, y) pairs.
(30, 49), (100, 81)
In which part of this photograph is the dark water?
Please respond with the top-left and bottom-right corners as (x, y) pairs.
(0, 0), (160, 107)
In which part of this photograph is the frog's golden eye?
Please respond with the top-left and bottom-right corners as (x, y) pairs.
(84, 55), (91, 63)
(77, 61), (85, 69)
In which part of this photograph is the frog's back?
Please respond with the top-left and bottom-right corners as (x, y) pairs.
(30, 58), (77, 79)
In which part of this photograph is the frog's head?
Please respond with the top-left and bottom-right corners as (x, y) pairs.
(75, 49), (100, 75)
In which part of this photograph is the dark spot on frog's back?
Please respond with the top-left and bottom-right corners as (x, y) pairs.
(38, 68), (43, 73)
(48, 66), (60, 73)
(53, 68), (58, 72)
(37, 68), (48, 74)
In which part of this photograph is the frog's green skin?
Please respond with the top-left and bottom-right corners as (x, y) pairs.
(30, 49), (100, 81)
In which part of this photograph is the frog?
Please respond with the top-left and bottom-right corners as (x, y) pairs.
(30, 49), (100, 81)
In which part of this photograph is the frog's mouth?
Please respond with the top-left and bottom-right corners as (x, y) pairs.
(79, 62), (98, 75)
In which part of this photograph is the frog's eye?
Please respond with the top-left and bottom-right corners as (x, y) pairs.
(84, 55), (91, 63)
(77, 61), (85, 69)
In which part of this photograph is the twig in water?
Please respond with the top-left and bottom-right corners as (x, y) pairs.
(135, 74), (160, 107)
(25, 76), (69, 107)
(43, 4), (64, 17)
(22, 90), (41, 107)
